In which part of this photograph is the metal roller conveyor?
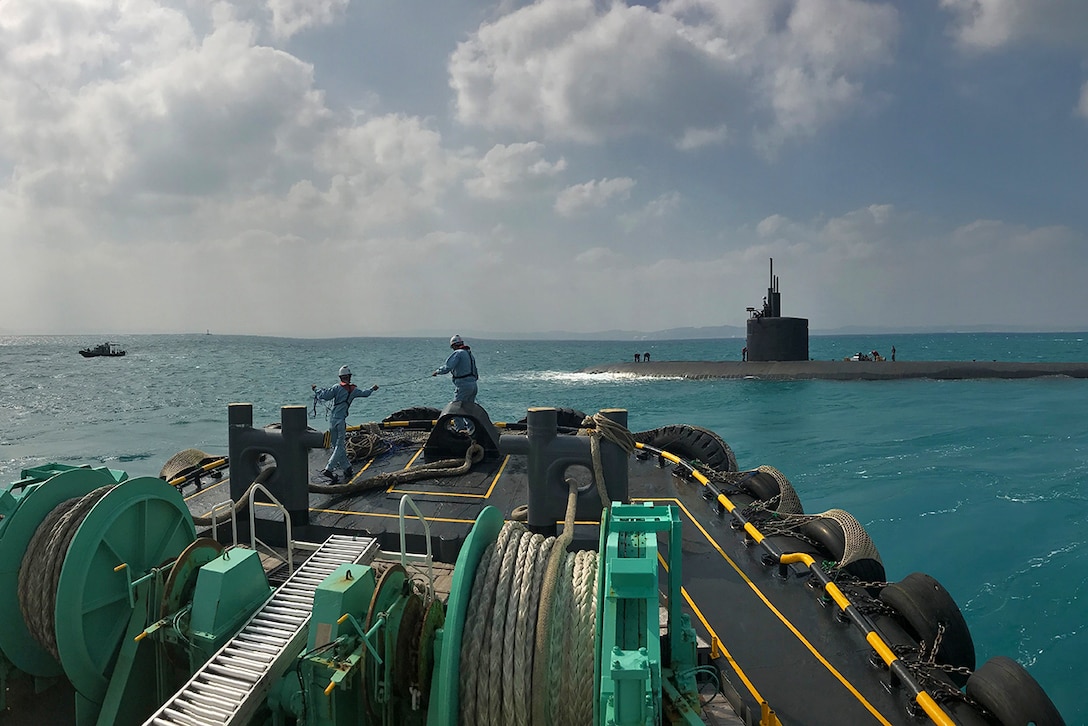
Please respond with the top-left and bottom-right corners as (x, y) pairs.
(144, 535), (380, 726)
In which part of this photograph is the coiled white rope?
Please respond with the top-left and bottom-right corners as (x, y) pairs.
(460, 488), (598, 725)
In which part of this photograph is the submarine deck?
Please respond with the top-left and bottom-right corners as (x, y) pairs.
(581, 359), (1088, 380)
(178, 426), (964, 726)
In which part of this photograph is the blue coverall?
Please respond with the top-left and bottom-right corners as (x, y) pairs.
(314, 382), (374, 473)
(434, 347), (478, 404)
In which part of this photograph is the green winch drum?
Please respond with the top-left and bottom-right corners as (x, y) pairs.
(429, 505), (504, 726)
(0, 469), (196, 705)
(0, 467), (125, 678)
(54, 476), (196, 703)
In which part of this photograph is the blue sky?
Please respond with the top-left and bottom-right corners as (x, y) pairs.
(1, 0), (1086, 337)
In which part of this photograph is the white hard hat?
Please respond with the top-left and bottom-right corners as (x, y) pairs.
(449, 334), (463, 346)
(339, 365), (351, 377)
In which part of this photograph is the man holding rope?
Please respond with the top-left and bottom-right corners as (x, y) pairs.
(312, 365), (378, 484)
(432, 334), (478, 404)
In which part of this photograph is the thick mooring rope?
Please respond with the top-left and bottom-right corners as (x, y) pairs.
(460, 484), (598, 726)
(309, 442), (485, 494)
(585, 411), (636, 510)
(17, 485), (115, 660)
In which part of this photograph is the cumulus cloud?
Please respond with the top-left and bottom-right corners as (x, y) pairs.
(309, 114), (473, 230)
(267, 0), (349, 40)
(449, 0), (898, 149)
(940, 0), (1088, 51)
(0, 3), (331, 220)
(0, 0), (493, 336)
(939, 2), (1088, 131)
(619, 192), (681, 231)
(554, 177), (636, 217)
(737, 206), (1087, 330)
(675, 125), (729, 151)
(464, 142), (568, 200)
(0, 1), (1082, 337)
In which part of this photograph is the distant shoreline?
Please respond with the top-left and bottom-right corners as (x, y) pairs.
(580, 360), (1088, 380)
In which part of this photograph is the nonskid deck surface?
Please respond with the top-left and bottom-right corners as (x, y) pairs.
(182, 438), (929, 725)
(183, 438), (524, 556)
(662, 480), (908, 725)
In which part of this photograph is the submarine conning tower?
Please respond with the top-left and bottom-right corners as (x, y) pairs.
(745, 257), (809, 362)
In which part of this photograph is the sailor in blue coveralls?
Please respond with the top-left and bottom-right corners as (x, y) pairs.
(432, 334), (478, 404)
(312, 365), (378, 483)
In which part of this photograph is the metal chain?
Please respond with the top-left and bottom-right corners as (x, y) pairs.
(886, 622), (981, 712)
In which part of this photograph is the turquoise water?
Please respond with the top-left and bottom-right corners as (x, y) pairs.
(2, 332), (1086, 721)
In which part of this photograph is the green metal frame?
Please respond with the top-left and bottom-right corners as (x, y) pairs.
(596, 502), (702, 726)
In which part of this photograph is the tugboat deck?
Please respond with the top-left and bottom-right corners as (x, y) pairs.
(178, 428), (932, 726)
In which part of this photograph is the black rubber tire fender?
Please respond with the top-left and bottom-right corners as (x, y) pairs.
(798, 517), (886, 583)
(383, 406), (441, 423)
(517, 407), (588, 429)
(742, 470), (782, 501)
(965, 655), (1065, 726)
(878, 572), (976, 686)
(634, 425), (738, 472)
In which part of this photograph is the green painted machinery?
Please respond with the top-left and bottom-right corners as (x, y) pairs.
(0, 464), (271, 726)
(259, 501), (706, 726)
(3, 464), (711, 726)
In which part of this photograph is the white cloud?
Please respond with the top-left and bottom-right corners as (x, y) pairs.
(309, 114), (473, 230)
(733, 206), (1087, 330)
(449, 0), (898, 149)
(0, 1), (1083, 338)
(554, 177), (636, 217)
(619, 192), (682, 232)
(940, 0), (1088, 52)
(464, 142), (567, 200)
(676, 125), (729, 150)
(266, 0), (349, 40)
(0, 5), (331, 219)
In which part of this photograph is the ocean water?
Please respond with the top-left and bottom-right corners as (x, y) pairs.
(1, 332), (1086, 722)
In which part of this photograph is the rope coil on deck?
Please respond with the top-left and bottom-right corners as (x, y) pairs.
(17, 485), (115, 660)
(309, 442), (485, 494)
(461, 484), (598, 726)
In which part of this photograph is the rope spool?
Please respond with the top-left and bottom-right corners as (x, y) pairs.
(17, 485), (114, 660)
(459, 520), (598, 726)
(7, 476), (196, 704)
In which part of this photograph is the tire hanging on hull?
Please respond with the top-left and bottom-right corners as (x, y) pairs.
(798, 508), (885, 582)
(739, 466), (804, 514)
(965, 655), (1066, 726)
(633, 425), (738, 472)
(878, 572), (975, 686)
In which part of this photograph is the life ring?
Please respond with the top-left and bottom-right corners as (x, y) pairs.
(383, 406), (441, 423)
(965, 655), (1065, 726)
(516, 407), (588, 429)
(798, 509), (885, 581)
(878, 572), (975, 686)
(634, 425), (738, 472)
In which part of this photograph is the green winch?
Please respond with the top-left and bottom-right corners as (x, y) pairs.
(3, 465), (712, 726)
(0, 464), (270, 725)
